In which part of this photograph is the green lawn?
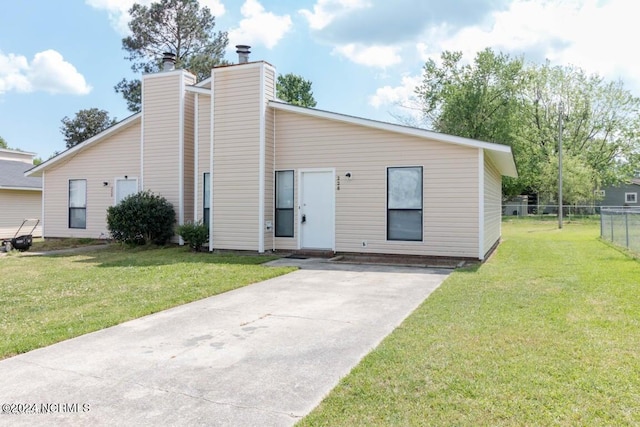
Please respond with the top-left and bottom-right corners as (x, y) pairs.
(0, 246), (294, 359)
(300, 220), (640, 426)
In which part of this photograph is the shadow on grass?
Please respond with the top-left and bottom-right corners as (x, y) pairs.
(46, 245), (281, 268)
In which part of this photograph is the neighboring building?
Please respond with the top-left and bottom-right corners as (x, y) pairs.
(26, 48), (517, 261)
(0, 148), (42, 238)
(597, 179), (640, 207)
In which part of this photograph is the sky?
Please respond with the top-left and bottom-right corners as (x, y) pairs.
(0, 0), (637, 159)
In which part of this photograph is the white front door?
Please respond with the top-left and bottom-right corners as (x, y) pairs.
(300, 170), (335, 249)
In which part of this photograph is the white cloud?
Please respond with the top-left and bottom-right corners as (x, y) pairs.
(228, 0), (292, 49)
(332, 43), (401, 68)
(0, 50), (91, 95)
(370, 0), (640, 116)
(299, 0), (371, 30)
(85, 0), (226, 35)
(416, 0), (640, 90)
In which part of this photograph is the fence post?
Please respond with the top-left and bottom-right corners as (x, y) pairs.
(625, 211), (629, 248)
(611, 211), (614, 242)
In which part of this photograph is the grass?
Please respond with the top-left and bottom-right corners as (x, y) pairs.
(0, 246), (294, 359)
(29, 237), (107, 251)
(300, 220), (640, 426)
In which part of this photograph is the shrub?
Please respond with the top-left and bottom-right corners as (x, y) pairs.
(107, 191), (176, 245)
(176, 221), (209, 252)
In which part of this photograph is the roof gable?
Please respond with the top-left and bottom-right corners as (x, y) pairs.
(26, 113), (141, 177)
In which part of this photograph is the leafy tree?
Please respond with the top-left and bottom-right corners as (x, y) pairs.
(107, 191), (176, 245)
(60, 108), (117, 149)
(0, 136), (7, 149)
(415, 49), (640, 201)
(276, 73), (317, 107)
(116, 0), (228, 112)
(33, 157), (43, 166)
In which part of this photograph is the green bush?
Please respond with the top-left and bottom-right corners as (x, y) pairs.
(176, 221), (209, 252)
(106, 191), (176, 245)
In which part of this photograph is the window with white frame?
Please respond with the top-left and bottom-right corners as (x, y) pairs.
(275, 170), (294, 237)
(69, 179), (87, 229)
(203, 173), (210, 228)
(387, 166), (423, 241)
(115, 178), (138, 204)
(626, 192), (637, 203)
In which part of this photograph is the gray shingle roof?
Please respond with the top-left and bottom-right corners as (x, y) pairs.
(0, 159), (42, 189)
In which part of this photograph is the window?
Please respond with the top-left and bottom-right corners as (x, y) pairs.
(626, 192), (637, 203)
(115, 178), (137, 204)
(387, 167), (423, 241)
(69, 179), (87, 229)
(275, 170), (294, 237)
(203, 173), (210, 228)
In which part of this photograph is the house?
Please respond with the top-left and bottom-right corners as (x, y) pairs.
(0, 148), (42, 238)
(26, 47), (517, 261)
(597, 179), (640, 207)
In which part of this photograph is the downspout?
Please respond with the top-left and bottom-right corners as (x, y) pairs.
(41, 171), (46, 238)
(478, 148), (485, 260)
(178, 72), (185, 245)
(194, 93), (199, 222)
(258, 64), (266, 253)
(273, 107), (276, 251)
(208, 73), (215, 252)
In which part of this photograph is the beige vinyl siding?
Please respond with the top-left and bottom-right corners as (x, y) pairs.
(0, 190), (42, 238)
(483, 156), (502, 257)
(211, 64), (264, 250)
(142, 71), (185, 216)
(43, 121), (141, 238)
(183, 89), (195, 223)
(196, 93), (211, 223)
(274, 110), (480, 258)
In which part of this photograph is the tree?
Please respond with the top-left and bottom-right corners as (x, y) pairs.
(415, 49), (640, 201)
(276, 73), (317, 107)
(0, 135), (8, 149)
(60, 108), (117, 149)
(116, 0), (228, 112)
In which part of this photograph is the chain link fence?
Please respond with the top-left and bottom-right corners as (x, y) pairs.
(502, 204), (600, 219)
(601, 207), (640, 253)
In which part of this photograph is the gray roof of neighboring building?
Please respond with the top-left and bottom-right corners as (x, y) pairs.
(0, 159), (42, 190)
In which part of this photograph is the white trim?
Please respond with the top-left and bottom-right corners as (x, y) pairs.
(41, 171), (46, 237)
(208, 72), (215, 252)
(258, 64), (266, 253)
(177, 73), (185, 245)
(194, 93), (199, 222)
(0, 147), (37, 156)
(185, 86), (211, 95)
(625, 192), (638, 203)
(140, 78), (145, 190)
(297, 168), (336, 251)
(26, 113), (141, 177)
(142, 69), (186, 80)
(0, 186), (41, 191)
(478, 149), (485, 261)
(269, 101), (518, 178)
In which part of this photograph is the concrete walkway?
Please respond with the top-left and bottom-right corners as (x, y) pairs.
(0, 260), (449, 426)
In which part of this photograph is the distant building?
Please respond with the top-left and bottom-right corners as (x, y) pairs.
(0, 148), (42, 238)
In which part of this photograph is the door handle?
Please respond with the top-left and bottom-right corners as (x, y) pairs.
(301, 214), (306, 223)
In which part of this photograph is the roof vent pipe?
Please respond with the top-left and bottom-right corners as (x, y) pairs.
(162, 52), (176, 71)
(236, 45), (251, 64)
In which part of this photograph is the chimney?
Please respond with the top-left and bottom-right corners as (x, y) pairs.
(236, 45), (251, 64)
(162, 52), (176, 71)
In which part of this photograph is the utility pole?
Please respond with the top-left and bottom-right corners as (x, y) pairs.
(558, 102), (563, 229)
